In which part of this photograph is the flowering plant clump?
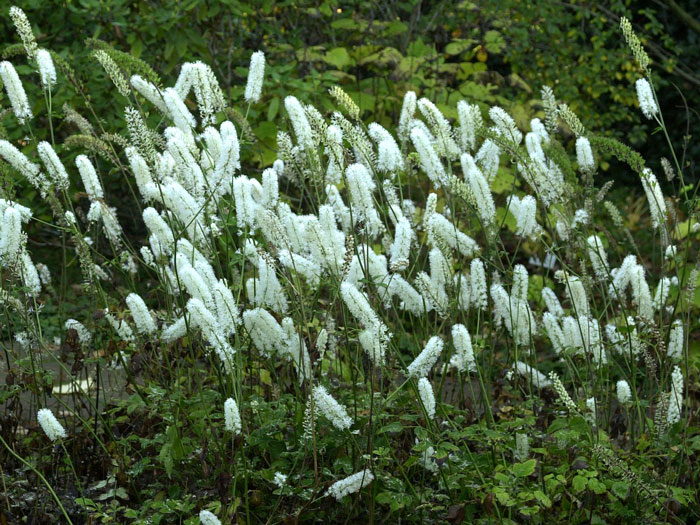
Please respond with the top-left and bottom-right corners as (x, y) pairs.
(0, 7), (697, 524)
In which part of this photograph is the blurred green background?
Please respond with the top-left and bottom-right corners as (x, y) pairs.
(2, 0), (699, 179)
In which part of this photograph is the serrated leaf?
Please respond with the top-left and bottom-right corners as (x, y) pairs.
(159, 442), (173, 478)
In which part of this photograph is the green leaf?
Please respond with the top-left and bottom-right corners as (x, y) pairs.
(384, 21), (407, 37)
(587, 478), (607, 495)
(484, 30), (506, 53)
(159, 442), (173, 478)
(267, 97), (280, 122)
(445, 39), (475, 56)
(167, 425), (184, 460)
(324, 47), (352, 69)
(513, 459), (536, 478)
(534, 490), (552, 508)
(611, 481), (629, 500)
(75, 497), (98, 510)
(331, 18), (360, 30)
(493, 487), (512, 505)
(379, 421), (403, 434)
(572, 474), (588, 492)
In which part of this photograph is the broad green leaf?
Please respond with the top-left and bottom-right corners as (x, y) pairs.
(572, 474), (588, 492)
(513, 459), (536, 477)
(587, 478), (607, 495)
(445, 39), (475, 56)
(324, 47), (352, 69)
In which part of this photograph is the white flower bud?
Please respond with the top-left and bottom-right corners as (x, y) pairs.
(37, 408), (67, 441)
(244, 51), (265, 103)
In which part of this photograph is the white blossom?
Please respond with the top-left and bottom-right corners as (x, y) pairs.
(457, 101), (482, 152)
(243, 307), (285, 357)
(515, 433), (529, 462)
(0, 140), (46, 192)
(462, 153), (495, 226)
(126, 293), (156, 335)
(586, 397), (597, 425)
(36, 49), (57, 88)
(37, 142), (69, 190)
(406, 336), (443, 378)
(0, 207), (24, 263)
(427, 213), (479, 258)
(326, 470), (374, 501)
(130, 75), (167, 113)
(163, 87), (196, 130)
(508, 195), (541, 239)
(285, 96), (314, 150)
(199, 510), (222, 525)
(470, 259), (488, 310)
(417, 377), (436, 418)
(667, 320), (683, 361)
(587, 235), (609, 281)
(653, 277), (672, 311)
(542, 287), (564, 317)
(576, 137), (594, 174)
(474, 138), (500, 181)
(411, 126), (446, 187)
(450, 324), (476, 373)
(667, 366), (684, 425)
(174, 62), (225, 126)
(543, 312), (564, 353)
(489, 106), (522, 145)
(386, 275), (426, 315)
(37, 408), (67, 441)
(224, 397), (242, 434)
(345, 163), (383, 237)
(511, 264), (529, 303)
(162, 316), (187, 343)
(312, 385), (352, 430)
(213, 280), (241, 337)
(19, 250), (41, 296)
(9, 7), (37, 58)
(397, 91), (417, 142)
(273, 472), (288, 488)
(635, 78), (658, 119)
(389, 217), (412, 271)
(369, 123), (404, 173)
(143, 208), (175, 257)
(616, 379), (632, 405)
(245, 51), (265, 103)
(530, 118), (549, 143)
(514, 361), (551, 389)
(187, 298), (234, 371)
(558, 271), (589, 317)
(126, 147), (157, 201)
(76, 155), (103, 200)
(65, 319), (91, 345)
(640, 168), (667, 229)
(417, 98), (459, 159)
(0, 61), (32, 123)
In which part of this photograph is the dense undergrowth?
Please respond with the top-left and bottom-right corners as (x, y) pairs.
(1, 6), (699, 525)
